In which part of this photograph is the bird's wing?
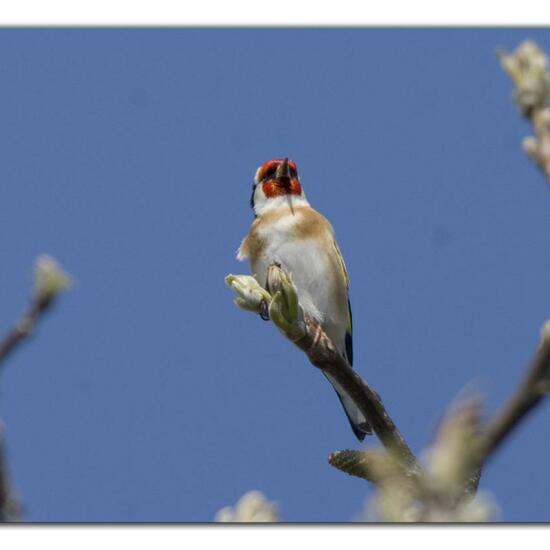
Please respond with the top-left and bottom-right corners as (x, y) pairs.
(327, 238), (371, 438)
(332, 239), (353, 366)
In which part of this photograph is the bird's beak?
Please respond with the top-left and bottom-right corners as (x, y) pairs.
(275, 158), (291, 182)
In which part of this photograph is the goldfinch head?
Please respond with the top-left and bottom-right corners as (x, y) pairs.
(250, 158), (306, 216)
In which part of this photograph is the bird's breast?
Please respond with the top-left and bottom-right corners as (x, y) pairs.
(248, 212), (347, 329)
(253, 238), (332, 323)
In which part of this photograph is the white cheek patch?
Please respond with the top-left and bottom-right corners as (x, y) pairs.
(254, 166), (262, 184)
(252, 185), (268, 216)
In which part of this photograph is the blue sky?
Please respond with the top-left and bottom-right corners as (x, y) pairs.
(1, 28), (550, 522)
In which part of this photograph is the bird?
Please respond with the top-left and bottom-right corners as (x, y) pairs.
(237, 158), (371, 440)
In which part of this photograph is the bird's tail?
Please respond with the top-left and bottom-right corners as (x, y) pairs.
(323, 372), (372, 441)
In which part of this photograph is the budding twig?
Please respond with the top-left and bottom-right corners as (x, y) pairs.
(0, 256), (71, 522)
(499, 40), (550, 185)
(226, 266), (419, 472)
(0, 425), (20, 522)
(464, 40), (550, 466)
(479, 321), (550, 465)
(0, 256), (71, 369)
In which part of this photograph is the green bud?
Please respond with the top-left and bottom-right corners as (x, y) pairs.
(33, 255), (71, 301)
(225, 274), (271, 313)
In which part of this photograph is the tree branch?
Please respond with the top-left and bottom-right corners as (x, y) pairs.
(469, 40), (550, 465)
(0, 424), (21, 522)
(0, 256), (71, 371)
(0, 295), (55, 371)
(225, 264), (550, 517)
(291, 316), (418, 469)
(479, 321), (550, 465)
(226, 267), (419, 473)
(499, 40), (550, 185)
(0, 256), (71, 522)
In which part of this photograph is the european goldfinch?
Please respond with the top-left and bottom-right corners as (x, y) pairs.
(238, 158), (371, 440)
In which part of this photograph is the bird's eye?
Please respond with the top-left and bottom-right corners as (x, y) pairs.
(262, 166), (277, 181)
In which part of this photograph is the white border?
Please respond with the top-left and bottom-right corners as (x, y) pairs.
(0, 525), (547, 550)
(0, 0), (548, 541)
(1, 0), (550, 26)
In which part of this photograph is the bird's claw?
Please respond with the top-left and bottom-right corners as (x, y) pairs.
(259, 299), (270, 321)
